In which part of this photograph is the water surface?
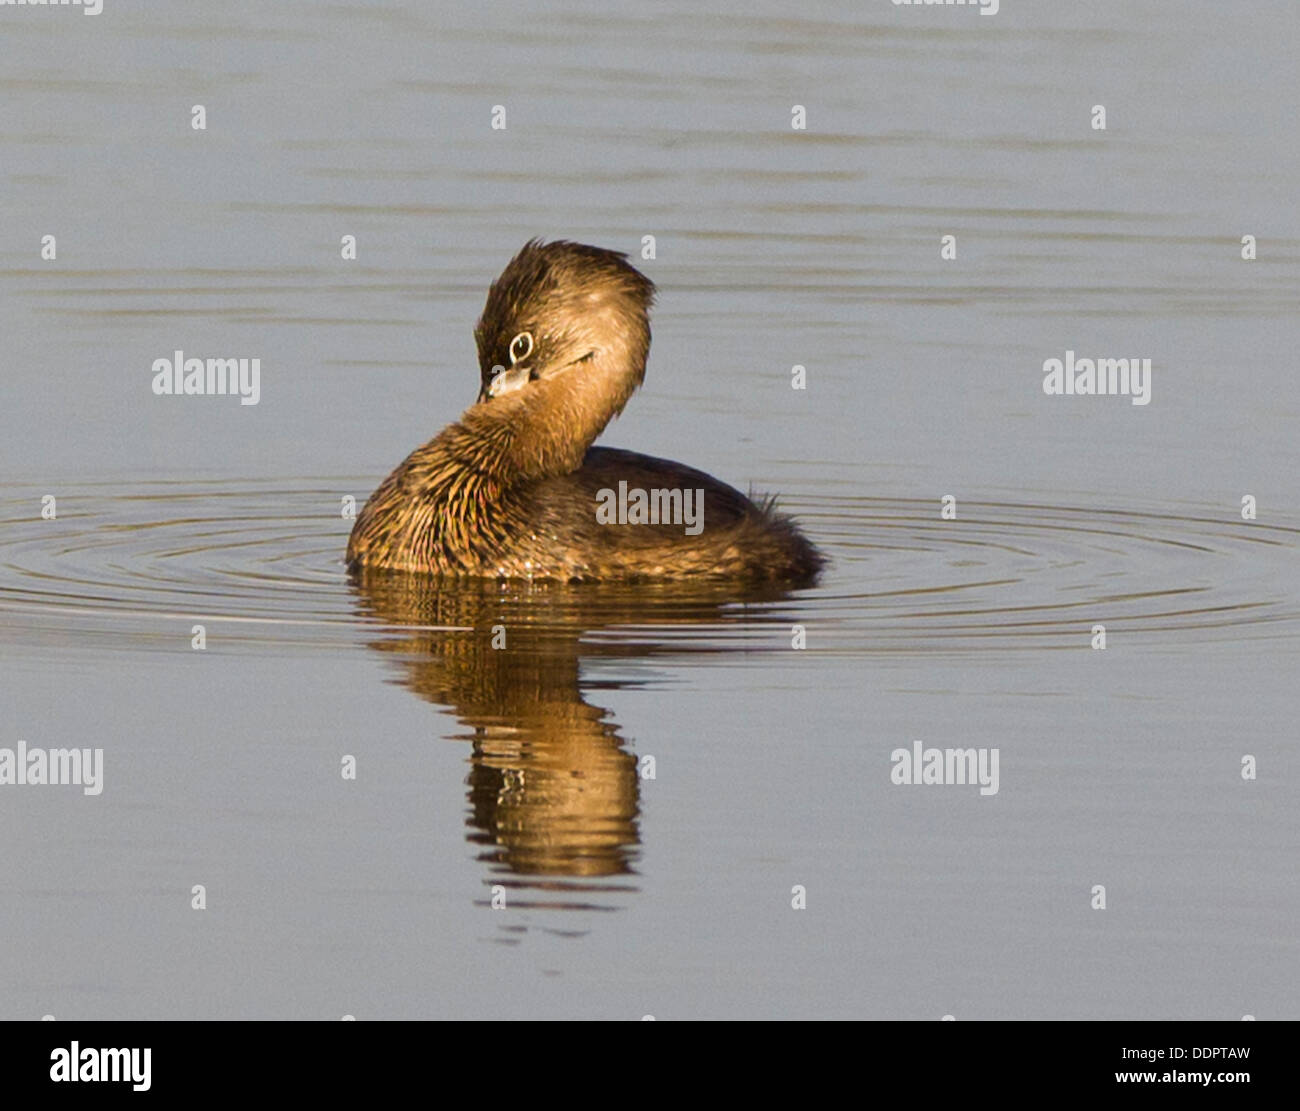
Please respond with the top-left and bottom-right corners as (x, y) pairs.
(1, 0), (1297, 1019)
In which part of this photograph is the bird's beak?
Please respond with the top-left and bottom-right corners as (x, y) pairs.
(480, 363), (531, 401)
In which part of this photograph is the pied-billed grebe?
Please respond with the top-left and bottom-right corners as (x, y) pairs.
(347, 240), (823, 581)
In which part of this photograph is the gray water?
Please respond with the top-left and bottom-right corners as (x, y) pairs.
(1, 0), (1298, 1020)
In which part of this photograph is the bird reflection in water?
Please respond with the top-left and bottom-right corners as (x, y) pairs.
(349, 570), (801, 913)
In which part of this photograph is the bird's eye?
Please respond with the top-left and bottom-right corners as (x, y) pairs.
(508, 332), (534, 365)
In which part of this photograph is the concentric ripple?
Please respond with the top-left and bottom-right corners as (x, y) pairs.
(0, 479), (1297, 655)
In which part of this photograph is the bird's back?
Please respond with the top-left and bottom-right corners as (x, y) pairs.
(514, 447), (824, 582)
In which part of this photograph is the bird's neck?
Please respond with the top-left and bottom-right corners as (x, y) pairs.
(455, 360), (641, 483)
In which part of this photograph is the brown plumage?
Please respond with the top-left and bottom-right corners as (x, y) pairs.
(347, 239), (824, 582)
